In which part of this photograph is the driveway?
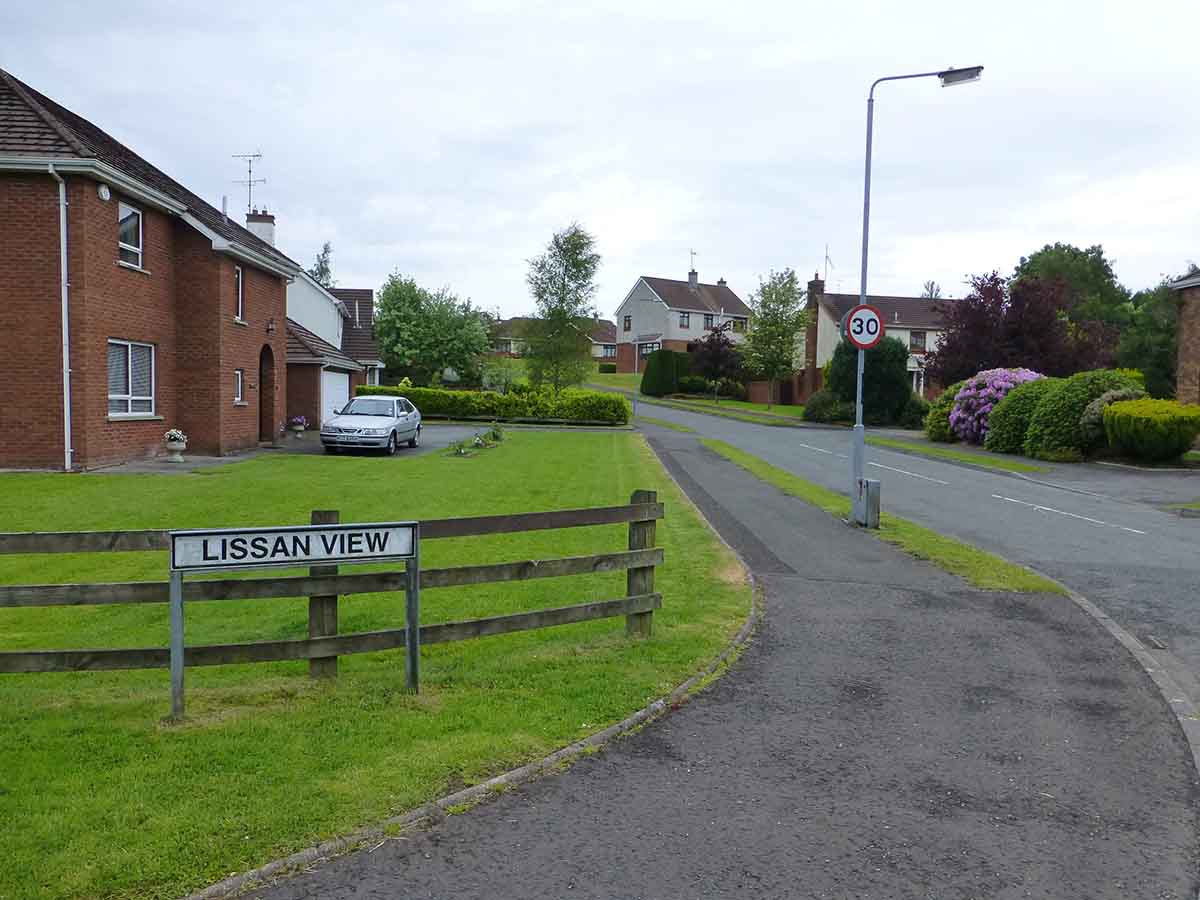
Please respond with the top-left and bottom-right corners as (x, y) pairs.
(273, 423), (479, 458)
(245, 431), (1199, 899)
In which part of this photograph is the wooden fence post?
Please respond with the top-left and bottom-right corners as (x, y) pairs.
(309, 510), (339, 678)
(625, 489), (657, 637)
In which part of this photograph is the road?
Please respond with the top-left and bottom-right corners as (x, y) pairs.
(634, 400), (1200, 697)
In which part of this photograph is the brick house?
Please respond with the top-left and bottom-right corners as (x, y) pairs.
(0, 68), (301, 470)
(585, 318), (618, 360)
(1172, 270), (1200, 406)
(797, 274), (946, 401)
(613, 269), (751, 373)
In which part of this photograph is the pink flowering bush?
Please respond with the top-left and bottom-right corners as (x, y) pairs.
(949, 368), (1043, 444)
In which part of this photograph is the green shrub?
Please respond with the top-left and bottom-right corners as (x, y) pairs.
(1114, 368), (1146, 391)
(597, 362), (617, 374)
(1079, 387), (1146, 449)
(802, 389), (854, 423)
(717, 378), (747, 400)
(924, 380), (966, 443)
(640, 349), (678, 397)
(828, 337), (911, 425)
(898, 393), (931, 430)
(984, 377), (1063, 454)
(677, 375), (708, 394)
(357, 384), (629, 424)
(1024, 369), (1139, 460)
(674, 351), (693, 384)
(1104, 399), (1200, 462)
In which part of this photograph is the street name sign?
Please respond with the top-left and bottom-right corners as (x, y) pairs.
(170, 522), (417, 572)
(845, 304), (884, 350)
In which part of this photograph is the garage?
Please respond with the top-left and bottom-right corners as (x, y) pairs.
(321, 370), (350, 423)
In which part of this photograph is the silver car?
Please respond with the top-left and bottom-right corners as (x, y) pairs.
(319, 396), (422, 455)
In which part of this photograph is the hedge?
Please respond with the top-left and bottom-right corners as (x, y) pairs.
(984, 377), (1062, 455)
(1104, 399), (1200, 462)
(924, 380), (966, 443)
(640, 349), (679, 397)
(1079, 387), (1145, 449)
(802, 389), (854, 423)
(598, 362), (617, 374)
(357, 385), (630, 424)
(677, 375), (708, 394)
(899, 393), (931, 430)
(1023, 369), (1139, 461)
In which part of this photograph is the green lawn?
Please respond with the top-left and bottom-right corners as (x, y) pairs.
(635, 416), (697, 433)
(585, 369), (643, 392)
(0, 433), (750, 900)
(663, 396), (807, 418)
(702, 439), (1065, 595)
(866, 436), (1047, 474)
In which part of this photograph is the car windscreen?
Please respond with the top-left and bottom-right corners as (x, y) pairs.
(339, 399), (395, 417)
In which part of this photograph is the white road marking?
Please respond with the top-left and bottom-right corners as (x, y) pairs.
(868, 461), (950, 485)
(798, 443), (834, 455)
(991, 494), (1147, 535)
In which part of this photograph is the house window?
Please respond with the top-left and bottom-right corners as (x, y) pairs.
(368, 367), (380, 386)
(679, 312), (690, 328)
(639, 342), (660, 357)
(623, 315), (632, 332)
(117, 202), (143, 268)
(909, 330), (927, 352)
(234, 368), (245, 403)
(234, 266), (245, 321)
(602, 344), (616, 358)
(704, 313), (714, 330)
(107, 339), (155, 415)
(732, 318), (747, 332)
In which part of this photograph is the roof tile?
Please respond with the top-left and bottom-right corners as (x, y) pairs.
(641, 277), (752, 317)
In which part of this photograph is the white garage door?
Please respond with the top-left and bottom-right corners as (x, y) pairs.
(321, 370), (350, 423)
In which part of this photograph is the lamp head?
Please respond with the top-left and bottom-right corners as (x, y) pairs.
(938, 66), (983, 87)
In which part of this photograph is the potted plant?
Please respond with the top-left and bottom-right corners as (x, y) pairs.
(164, 428), (188, 463)
(289, 415), (307, 438)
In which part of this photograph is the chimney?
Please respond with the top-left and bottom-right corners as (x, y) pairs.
(688, 268), (699, 292)
(245, 207), (276, 246)
(717, 277), (727, 287)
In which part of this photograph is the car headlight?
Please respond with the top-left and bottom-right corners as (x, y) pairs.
(363, 428), (390, 436)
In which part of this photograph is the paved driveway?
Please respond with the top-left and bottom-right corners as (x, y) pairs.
(273, 424), (480, 458)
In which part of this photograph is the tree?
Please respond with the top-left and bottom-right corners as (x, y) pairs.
(827, 336), (911, 425)
(921, 280), (942, 299)
(741, 268), (807, 409)
(923, 272), (1116, 386)
(1118, 281), (1178, 398)
(692, 327), (743, 403)
(524, 223), (601, 392)
(308, 241), (336, 288)
(1014, 243), (1131, 328)
(374, 273), (491, 385)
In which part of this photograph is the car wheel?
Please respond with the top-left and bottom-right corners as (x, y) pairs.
(385, 432), (397, 456)
(408, 427), (420, 449)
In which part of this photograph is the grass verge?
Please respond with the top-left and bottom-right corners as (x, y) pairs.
(635, 416), (697, 433)
(866, 436), (1047, 474)
(701, 438), (1065, 595)
(0, 432), (750, 900)
(664, 397), (806, 418)
(637, 396), (804, 428)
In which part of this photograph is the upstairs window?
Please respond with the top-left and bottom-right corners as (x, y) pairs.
(732, 317), (747, 332)
(234, 266), (245, 320)
(679, 312), (690, 328)
(909, 330), (927, 352)
(704, 313), (714, 330)
(107, 339), (155, 415)
(117, 202), (143, 267)
(623, 315), (632, 332)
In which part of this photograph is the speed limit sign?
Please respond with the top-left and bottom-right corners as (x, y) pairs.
(845, 304), (885, 350)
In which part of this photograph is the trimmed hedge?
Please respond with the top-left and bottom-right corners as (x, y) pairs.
(598, 362), (617, 374)
(924, 380), (966, 443)
(803, 389), (854, 423)
(1023, 369), (1139, 461)
(1104, 399), (1200, 462)
(357, 384), (630, 424)
(677, 375), (708, 394)
(899, 393), (931, 430)
(984, 377), (1062, 455)
(640, 349), (678, 397)
(1079, 387), (1146, 449)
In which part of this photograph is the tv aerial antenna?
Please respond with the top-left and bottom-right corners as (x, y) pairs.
(233, 152), (265, 213)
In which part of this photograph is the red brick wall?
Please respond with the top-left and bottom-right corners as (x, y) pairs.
(288, 364), (321, 426)
(616, 342), (636, 373)
(0, 173), (64, 468)
(350, 369), (367, 396)
(1178, 285), (1200, 407)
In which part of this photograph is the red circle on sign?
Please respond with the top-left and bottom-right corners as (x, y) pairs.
(846, 304), (885, 350)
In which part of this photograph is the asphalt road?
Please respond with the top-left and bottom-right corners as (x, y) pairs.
(248, 430), (1199, 899)
(633, 400), (1200, 699)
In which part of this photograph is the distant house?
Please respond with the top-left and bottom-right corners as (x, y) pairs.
(0, 67), (301, 470)
(1171, 270), (1200, 406)
(329, 288), (385, 386)
(489, 316), (536, 356)
(613, 269), (751, 373)
(585, 318), (617, 360)
(799, 274), (947, 399)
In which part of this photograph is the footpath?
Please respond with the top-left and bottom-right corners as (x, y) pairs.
(249, 429), (1199, 900)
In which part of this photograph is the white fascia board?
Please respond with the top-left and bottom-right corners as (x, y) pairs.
(615, 278), (669, 318)
(1172, 273), (1200, 291)
(297, 268), (347, 307)
(181, 212), (299, 279)
(0, 155), (188, 214)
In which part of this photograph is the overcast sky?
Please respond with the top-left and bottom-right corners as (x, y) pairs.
(3, 0), (1197, 316)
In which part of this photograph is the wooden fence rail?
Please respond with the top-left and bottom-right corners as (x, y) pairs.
(0, 493), (664, 719)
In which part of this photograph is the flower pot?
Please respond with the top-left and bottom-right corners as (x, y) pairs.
(290, 425), (305, 439)
(165, 440), (187, 463)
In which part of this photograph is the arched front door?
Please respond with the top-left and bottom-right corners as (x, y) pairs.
(259, 344), (275, 443)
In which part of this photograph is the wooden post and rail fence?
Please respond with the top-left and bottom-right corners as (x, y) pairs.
(0, 491), (662, 719)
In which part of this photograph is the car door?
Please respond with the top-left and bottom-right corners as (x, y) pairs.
(398, 399), (417, 438)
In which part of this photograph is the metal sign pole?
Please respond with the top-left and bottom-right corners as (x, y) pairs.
(168, 570), (185, 720)
(851, 347), (866, 524)
(405, 526), (421, 693)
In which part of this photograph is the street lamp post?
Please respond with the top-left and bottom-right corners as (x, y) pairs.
(850, 65), (984, 526)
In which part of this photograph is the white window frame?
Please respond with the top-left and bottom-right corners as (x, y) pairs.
(623, 315), (632, 332)
(639, 341), (661, 357)
(367, 367), (381, 386)
(117, 202), (143, 268)
(909, 330), (927, 352)
(107, 338), (155, 416)
(679, 312), (690, 328)
(602, 344), (616, 358)
(704, 313), (714, 330)
(234, 368), (245, 403)
(234, 265), (245, 321)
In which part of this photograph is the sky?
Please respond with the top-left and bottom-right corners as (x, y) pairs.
(3, 0), (1197, 318)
